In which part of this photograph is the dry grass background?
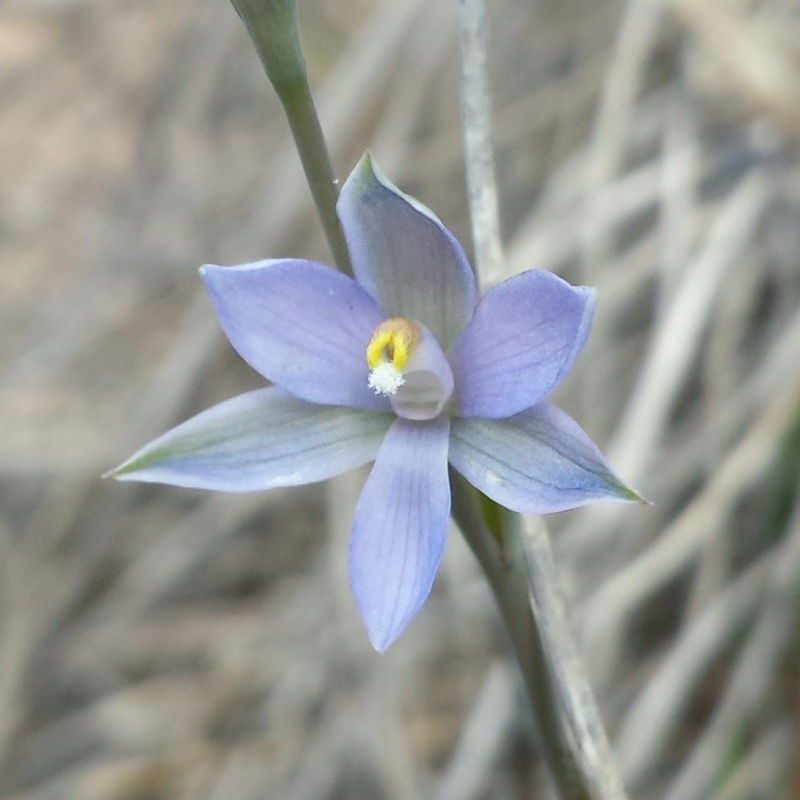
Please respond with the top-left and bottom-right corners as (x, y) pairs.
(2, 0), (800, 798)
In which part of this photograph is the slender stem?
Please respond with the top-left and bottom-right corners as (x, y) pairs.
(450, 473), (592, 800)
(276, 79), (353, 275)
(228, 0), (353, 275)
(518, 514), (630, 800)
(457, 0), (503, 287)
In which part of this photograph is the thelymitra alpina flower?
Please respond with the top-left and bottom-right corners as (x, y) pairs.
(109, 154), (639, 651)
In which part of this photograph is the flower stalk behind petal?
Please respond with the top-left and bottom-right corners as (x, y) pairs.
(450, 473), (600, 800)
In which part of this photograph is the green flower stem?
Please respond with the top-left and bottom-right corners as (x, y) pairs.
(276, 82), (353, 275)
(450, 471), (593, 800)
(520, 514), (629, 800)
(229, 0), (353, 276)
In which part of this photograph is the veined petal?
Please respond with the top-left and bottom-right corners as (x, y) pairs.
(109, 387), (392, 492)
(337, 154), (476, 350)
(449, 270), (595, 419)
(349, 417), (451, 651)
(449, 403), (640, 513)
(201, 260), (389, 411)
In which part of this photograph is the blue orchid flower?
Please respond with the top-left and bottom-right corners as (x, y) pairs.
(110, 154), (638, 651)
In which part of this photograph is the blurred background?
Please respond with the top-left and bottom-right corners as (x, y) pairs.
(2, 0), (800, 797)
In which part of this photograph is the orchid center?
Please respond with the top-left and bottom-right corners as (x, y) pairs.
(366, 317), (454, 421)
(366, 317), (419, 397)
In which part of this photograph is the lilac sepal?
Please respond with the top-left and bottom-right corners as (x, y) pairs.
(201, 260), (389, 411)
(337, 154), (476, 350)
(349, 417), (451, 651)
(449, 270), (596, 419)
(449, 402), (638, 513)
(110, 387), (393, 492)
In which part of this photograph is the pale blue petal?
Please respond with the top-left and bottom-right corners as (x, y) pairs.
(337, 154), (476, 349)
(349, 417), (451, 651)
(449, 403), (640, 513)
(201, 260), (389, 411)
(109, 387), (392, 492)
(449, 270), (596, 419)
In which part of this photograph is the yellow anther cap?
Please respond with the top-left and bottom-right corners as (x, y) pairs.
(366, 318), (420, 371)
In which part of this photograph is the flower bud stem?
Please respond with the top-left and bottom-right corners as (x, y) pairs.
(278, 82), (353, 276)
(229, 0), (353, 276)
